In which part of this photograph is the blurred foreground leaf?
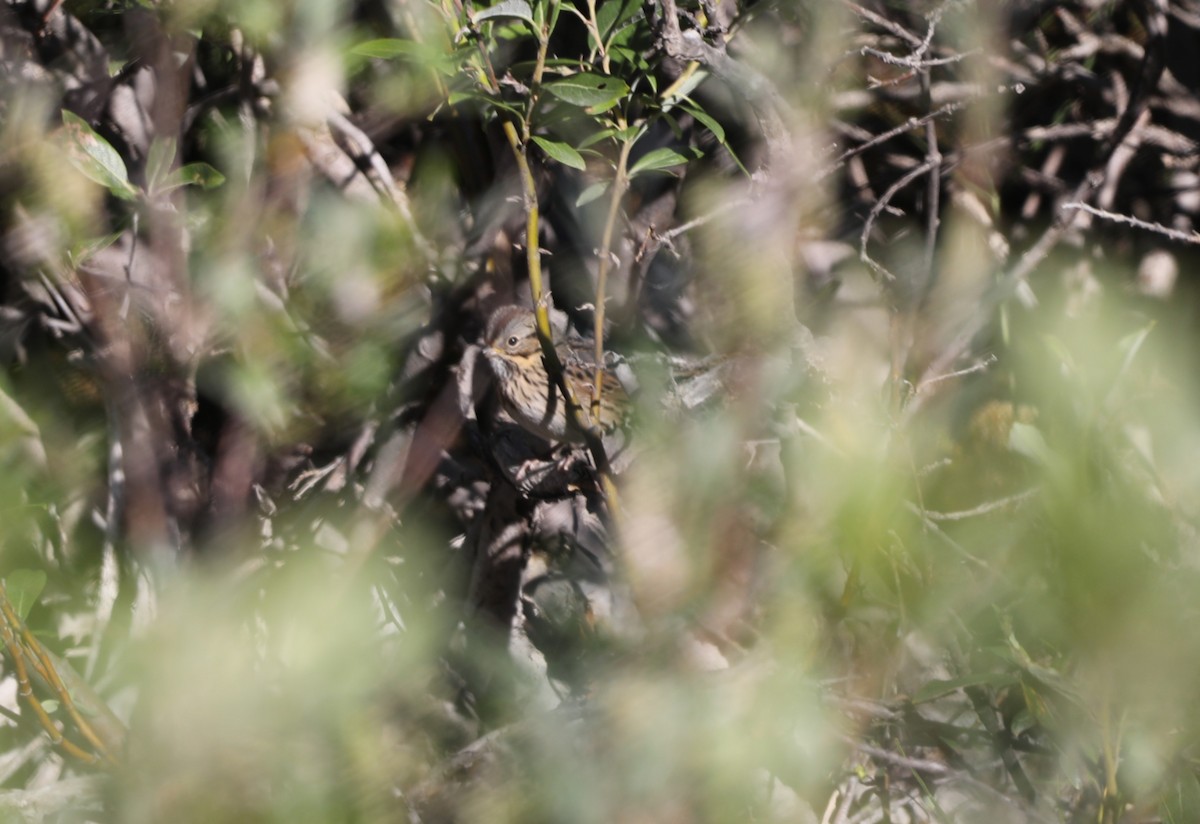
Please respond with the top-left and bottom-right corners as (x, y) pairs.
(3, 570), (46, 623)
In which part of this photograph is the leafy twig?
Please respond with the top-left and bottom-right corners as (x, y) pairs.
(0, 585), (117, 765)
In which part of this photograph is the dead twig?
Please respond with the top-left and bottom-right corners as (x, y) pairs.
(1061, 202), (1200, 245)
(910, 0), (1170, 410)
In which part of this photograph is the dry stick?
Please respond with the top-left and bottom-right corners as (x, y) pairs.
(859, 156), (944, 282)
(858, 3), (950, 296)
(658, 196), (751, 241)
(842, 1), (924, 48)
(860, 46), (978, 70)
(820, 101), (965, 181)
(1061, 202), (1200, 245)
(909, 0), (1169, 411)
(918, 71), (941, 283)
(913, 2), (946, 60)
(919, 353), (996, 387)
(894, 64), (943, 407)
(921, 488), (1038, 522)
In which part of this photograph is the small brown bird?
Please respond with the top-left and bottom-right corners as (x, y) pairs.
(482, 305), (630, 442)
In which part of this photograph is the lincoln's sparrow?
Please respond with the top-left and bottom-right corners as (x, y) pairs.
(482, 305), (630, 443)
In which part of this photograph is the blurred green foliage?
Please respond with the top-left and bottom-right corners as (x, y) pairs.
(0, 0), (1198, 822)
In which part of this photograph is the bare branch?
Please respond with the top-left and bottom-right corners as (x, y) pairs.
(1061, 202), (1200, 245)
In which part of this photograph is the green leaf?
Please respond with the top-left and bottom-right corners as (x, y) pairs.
(912, 672), (1013, 703)
(1019, 678), (1052, 724)
(350, 38), (419, 59)
(663, 69), (707, 101)
(576, 180), (610, 207)
(1010, 708), (1038, 739)
(448, 90), (524, 118)
(4, 569), (47, 623)
(61, 111), (138, 200)
(680, 102), (725, 143)
(162, 163), (226, 191)
(1162, 770), (1200, 824)
(615, 124), (642, 143)
(680, 101), (748, 175)
(70, 229), (125, 264)
(609, 45), (640, 66)
(473, 0), (534, 26)
(544, 73), (629, 112)
(628, 147), (690, 177)
(510, 57), (589, 74)
(594, 0), (619, 36)
(1041, 334), (1075, 374)
(531, 136), (586, 170)
(145, 137), (177, 192)
(1114, 321), (1155, 387)
(578, 128), (617, 149)
(596, 0), (640, 39)
(1008, 422), (1053, 466)
(350, 39), (461, 76)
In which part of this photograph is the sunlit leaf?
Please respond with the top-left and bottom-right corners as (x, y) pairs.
(351, 39), (463, 78)
(61, 110), (138, 200)
(628, 147), (690, 177)
(1112, 321), (1155, 393)
(162, 163), (226, 191)
(473, 0), (535, 26)
(615, 124), (641, 143)
(4, 569), (47, 622)
(912, 672), (1014, 703)
(576, 180), (610, 207)
(663, 69), (706, 102)
(1008, 422), (1053, 466)
(578, 128), (617, 149)
(596, 0), (641, 40)
(351, 38), (419, 59)
(1041, 334), (1076, 374)
(145, 136), (177, 192)
(531, 136), (586, 170)
(71, 229), (125, 263)
(544, 73), (629, 112)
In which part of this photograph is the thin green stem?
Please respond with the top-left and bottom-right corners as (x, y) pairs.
(523, 0), (558, 142)
(454, 0), (620, 516)
(590, 135), (632, 422)
(584, 0), (610, 73)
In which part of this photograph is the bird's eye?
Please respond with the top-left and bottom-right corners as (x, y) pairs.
(506, 335), (519, 347)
